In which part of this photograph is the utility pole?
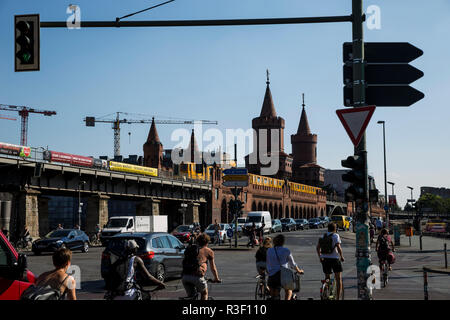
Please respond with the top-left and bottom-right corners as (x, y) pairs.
(352, 0), (371, 300)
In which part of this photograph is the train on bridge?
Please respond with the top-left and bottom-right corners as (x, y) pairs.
(0, 141), (322, 196)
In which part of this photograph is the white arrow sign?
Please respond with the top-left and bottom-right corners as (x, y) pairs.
(336, 106), (376, 146)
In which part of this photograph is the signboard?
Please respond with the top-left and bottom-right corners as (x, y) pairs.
(223, 174), (248, 182)
(223, 180), (248, 188)
(223, 168), (248, 175)
(336, 106), (376, 146)
(0, 142), (31, 158)
(388, 195), (397, 206)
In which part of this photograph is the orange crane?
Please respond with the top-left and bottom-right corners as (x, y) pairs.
(0, 104), (57, 145)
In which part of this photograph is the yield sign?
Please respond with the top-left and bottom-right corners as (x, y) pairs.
(336, 106), (376, 146)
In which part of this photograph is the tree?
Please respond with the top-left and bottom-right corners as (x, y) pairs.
(417, 193), (447, 214)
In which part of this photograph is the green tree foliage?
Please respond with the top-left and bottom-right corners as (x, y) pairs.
(417, 193), (450, 213)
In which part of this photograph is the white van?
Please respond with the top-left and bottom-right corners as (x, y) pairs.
(244, 211), (272, 234)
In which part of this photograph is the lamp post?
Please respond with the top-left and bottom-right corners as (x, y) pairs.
(377, 120), (388, 227)
(387, 181), (395, 212)
(407, 186), (414, 221)
(78, 181), (86, 229)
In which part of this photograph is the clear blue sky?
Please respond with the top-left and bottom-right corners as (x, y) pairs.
(1, 0), (449, 207)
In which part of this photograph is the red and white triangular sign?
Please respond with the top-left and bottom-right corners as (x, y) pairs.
(336, 106), (376, 146)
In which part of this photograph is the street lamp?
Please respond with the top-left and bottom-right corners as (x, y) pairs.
(387, 181), (395, 211)
(407, 186), (414, 221)
(78, 181), (86, 229)
(377, 120), (388, 227)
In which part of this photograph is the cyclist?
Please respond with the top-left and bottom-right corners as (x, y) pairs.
(182, 233), (221, 300)
(255, 237), (272, 293)
(94, 224), (101, 241)
(106, 239), (165, 300)
(266, 234), (304, 300)
(316, 222), (345, 300)
(376, 228), (395, 271)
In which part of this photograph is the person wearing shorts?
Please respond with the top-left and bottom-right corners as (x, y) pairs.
(316, 223), (345, 300)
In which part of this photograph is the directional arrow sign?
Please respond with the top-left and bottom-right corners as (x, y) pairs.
(336, 106), (376, 146)
(344, 64), (424, 85)
(223, 174), (248, 182)
(344, 86), (425, 107)
(223, 168), (248, 175)
(343, 42), (423, 63)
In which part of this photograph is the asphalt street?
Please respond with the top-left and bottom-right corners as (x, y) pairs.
(25, 228), (450, 300)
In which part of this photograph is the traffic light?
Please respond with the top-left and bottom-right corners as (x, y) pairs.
(15, 14), (40, 72)
(341, 153), (365, 202)
(369, 189), (379, 202)
(236, 200), (244, 215)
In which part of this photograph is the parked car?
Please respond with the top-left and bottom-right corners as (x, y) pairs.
(0, 231), (36, 300)
(294, 219), (308, 230)
(271, 219), (282, 233)
(32, 229), (90, 255)
(318, 216), (330, 228)
(280, 218), (297, 232)
(101, 232), (185, 283)
(308, 218), (322, 229)
(205, 223), (232, 243)
(171, 225), (193, 243)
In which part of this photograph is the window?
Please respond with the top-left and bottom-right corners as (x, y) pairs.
(215, 188), (219, 200)
(168, 235), (182, 248)
(152, 237), (162, 248)
(0, 241), (11, 266)
(159, 236), (171, 248)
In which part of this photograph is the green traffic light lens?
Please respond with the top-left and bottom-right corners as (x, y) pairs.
(22, 52), (32, 63)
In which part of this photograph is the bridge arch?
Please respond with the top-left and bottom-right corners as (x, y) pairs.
(285, 206), (289, 218)
(269, 203), (273, 216)
(258, 202), (262, 211)
(221, 199), (228, 223)
(330, 206), (345, 216)
(279, 204), (283, 218)
(263, 202), (268, 211)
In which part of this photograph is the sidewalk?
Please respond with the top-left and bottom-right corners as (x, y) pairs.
(340, 231), (450, 252)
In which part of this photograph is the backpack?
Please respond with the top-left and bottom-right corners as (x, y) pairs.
(104, 255), (130, 292)
(182, 244), (201, 275)
(21, 275), (69, 300)
(378, 236), (390, 253)
(319, 233), (335, 255)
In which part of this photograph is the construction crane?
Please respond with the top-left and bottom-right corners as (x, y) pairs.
(0, 104), (57, 145)
(84, 112), (218, 157)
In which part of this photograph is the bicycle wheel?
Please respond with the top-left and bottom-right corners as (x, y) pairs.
(255, 280), (265, 300)
(330, 280), (337, 300)
(320, 282), (329, 300)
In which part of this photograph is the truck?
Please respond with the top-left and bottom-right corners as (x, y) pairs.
(100, 215), (168, 245)
(244, 211), (272, 234)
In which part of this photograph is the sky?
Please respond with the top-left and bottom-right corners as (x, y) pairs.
(1, 0), (449, 207)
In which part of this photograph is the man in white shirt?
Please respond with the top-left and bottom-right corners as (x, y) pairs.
(316, 222), (345, 300)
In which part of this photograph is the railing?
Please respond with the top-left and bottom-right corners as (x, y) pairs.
(0, 148), (211, 186)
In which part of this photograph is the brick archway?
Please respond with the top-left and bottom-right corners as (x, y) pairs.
(274, 203), (278, 219)
(285, 206), (289, 218)
(279, 204), (283, 218)
(263, 203), (268, 211)
(269, 203), (273, 216)
(258, 202), (262, 211)
(252, 201), (257, 211)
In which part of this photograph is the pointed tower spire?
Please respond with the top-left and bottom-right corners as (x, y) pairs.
(297, 93), (311, 135)
(146, 117), (161, 144)
(187, 129), (200, 162)
(260, 69), (277, 118)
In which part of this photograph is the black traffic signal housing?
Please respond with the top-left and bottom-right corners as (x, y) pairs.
(228, 200), (236, 214)
(15, 14), (40, 72)
(369, 189), (379, 202)
(341, 153), (365, 202)
(237, 200), (244, 215)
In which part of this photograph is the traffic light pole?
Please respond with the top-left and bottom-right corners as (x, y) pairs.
(352, 0), (372, 300)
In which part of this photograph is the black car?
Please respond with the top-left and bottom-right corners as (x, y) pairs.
(308, 218), (322, 229)
(318, 216), (329, 228)
(280, 218), (297, 232)
(101, 232), (185, 283)
(32, 229), (90, 255)
(295, 219), (309, 230)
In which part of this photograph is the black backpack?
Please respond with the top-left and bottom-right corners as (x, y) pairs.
(104, 255), (129, 292)
(319, 233), (335, 254)
(378, 236), (390, 252)
(21, 275), (69, 300)
(182, 244), (201, 275)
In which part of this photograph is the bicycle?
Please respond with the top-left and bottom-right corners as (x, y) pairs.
(320, 275), (344, 300)
(255, 273), (270, 300)
(89, 233), (102, 247)
(14, 237), (32, 251)
(104, 283), (164, 300)
(380, 260), (390, 288)
(179, 278), (221, 300)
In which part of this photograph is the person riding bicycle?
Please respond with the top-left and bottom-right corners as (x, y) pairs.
(105, 239), (165, 300)
(22, 227), (31, 244)
(255, 237), (272, 293)
(376, 228), (395, 271)
(246, 223), (257, 248)
(316, 222), (345, 300)
(182, 233), (221, 300)
(266, 234), (304, 300)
